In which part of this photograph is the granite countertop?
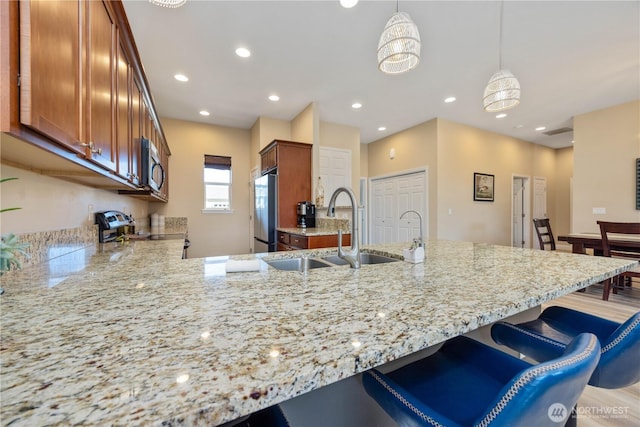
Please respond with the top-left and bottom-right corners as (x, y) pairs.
(0, 238), (635, 426)
(277, 227), (350, 236)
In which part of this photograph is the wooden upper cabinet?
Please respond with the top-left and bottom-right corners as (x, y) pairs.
(116, 34), (132, 182)
(19, 0), (84, 154)
(7, 0), (169, 198)
(129, 76), (142, 186)
(86, 0), (116, 171)
(259, 140), (312, 228)
(261, 144), (277, 174)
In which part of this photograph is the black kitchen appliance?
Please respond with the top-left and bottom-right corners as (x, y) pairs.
(141, 137), (165, 192)
(95, 211), (134, 243)
(296, 201), (316, 228)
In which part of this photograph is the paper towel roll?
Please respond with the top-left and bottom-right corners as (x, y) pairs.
(225, 259), (262, 273)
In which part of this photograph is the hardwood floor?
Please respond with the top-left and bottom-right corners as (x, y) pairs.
(542, 282), (640, 427)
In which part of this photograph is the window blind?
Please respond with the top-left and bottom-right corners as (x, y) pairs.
(204, 155), (231, 170)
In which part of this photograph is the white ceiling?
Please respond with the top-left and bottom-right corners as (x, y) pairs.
(122, 0), (639, 149)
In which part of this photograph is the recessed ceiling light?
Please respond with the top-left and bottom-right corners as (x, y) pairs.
(174, 74), (189, 82)
(268, 95), (280, 102)
(340, 0), (359, 8)
(535, 126), (546, 131)
(199, 110), (210, 116)
(444, 96), (456, 103)
(352, 102), (362, 109)
(496, 113), (507, 119)
(378, 126), (387, 131)
(235, 47), (251, 58)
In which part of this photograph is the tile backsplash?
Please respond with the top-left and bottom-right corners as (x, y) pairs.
(11, 224), (98, 268)
(6, 217), (189, 271)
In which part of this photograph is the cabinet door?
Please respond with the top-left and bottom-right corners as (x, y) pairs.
(19, 0), (84, 154)
(129, 76), (142, 186)
(289, 234), (308, 249)
(116, 35), (131, 180)
(86, 0), (116, 171)
(261, 145), (277, 174)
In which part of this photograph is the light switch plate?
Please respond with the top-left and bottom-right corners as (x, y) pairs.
(592, 207), (606, 214)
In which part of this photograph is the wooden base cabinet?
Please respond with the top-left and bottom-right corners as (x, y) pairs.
(277, 231), (351, 251)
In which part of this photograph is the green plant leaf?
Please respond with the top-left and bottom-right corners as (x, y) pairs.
(0, 207), (21, 214)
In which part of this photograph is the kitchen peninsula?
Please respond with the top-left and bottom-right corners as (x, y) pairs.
(0, 238), (635, 425)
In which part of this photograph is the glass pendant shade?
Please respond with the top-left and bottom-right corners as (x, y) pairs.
(149, 0), (186, 8)
(483, 69), (521, 112)
(377, 12), (421, 75)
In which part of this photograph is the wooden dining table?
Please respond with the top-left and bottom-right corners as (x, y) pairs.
(558, 233), (640, 255)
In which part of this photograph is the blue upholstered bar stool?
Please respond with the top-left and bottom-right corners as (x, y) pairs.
(491, 306), (640, 389)
(221, 405), (290, 427)
(363, 333), (600, 427)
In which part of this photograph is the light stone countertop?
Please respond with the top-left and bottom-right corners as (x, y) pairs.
(0, 238), (636, 426)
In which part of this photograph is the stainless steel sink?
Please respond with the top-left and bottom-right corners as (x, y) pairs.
(322, 253), (399, 266)
(265, 257), (334, 271)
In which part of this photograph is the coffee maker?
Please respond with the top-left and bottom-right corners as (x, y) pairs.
(296, 201), (316, 228)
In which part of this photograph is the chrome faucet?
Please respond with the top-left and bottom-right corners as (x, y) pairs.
(326, 187), (360, 269)
(400, 210), (424, 248)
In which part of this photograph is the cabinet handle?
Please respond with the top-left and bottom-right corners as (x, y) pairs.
(79, 141), (102, 156)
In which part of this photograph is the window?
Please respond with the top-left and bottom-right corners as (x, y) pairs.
(204, 155), (232, 210)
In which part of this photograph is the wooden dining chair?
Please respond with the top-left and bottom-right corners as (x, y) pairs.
(533, 218), (556, 251)
(597, 221), (640, 300)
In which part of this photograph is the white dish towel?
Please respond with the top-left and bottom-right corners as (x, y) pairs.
(225, 259), (262, 273)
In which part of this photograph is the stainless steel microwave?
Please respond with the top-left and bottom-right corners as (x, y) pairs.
(141, 137), (165, 192)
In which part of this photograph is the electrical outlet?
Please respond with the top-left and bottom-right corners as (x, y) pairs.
(592, 207), (606, 215)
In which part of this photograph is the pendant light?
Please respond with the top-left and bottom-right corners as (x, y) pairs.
(149, 0), (186, 8)
(483, 1), (520, 112)
(377, 1), (421, 75)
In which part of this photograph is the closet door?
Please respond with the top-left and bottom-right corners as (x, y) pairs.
(397, 173), (426, 243)
(371, 178), (396, 244)
(370, 171), (427, 245)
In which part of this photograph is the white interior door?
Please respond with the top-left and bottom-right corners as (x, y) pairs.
(319, 147), (352, 206)
(511, 175), (531, 248)
(533, 176), (548, 219)
(512, 177), (525, 248)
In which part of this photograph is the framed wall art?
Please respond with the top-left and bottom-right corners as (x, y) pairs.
(474, 172), (494, 202)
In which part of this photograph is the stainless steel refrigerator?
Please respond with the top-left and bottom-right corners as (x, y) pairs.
(254, 174), (277, 252)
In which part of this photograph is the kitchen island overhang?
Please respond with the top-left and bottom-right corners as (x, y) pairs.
(1, 239), (636, 426)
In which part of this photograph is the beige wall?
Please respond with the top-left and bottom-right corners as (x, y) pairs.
(573, 100), (640, 233)
(367, 119), (438, 238)
(291, 102), (317, 145)
(250, 116), (292, 174)
(360, 143), (369, 178)
(366, 118), (560, 246)
(0, 159), (148, 235)
(554, 146), (574, 240)
(152, 118), (251, 258)
(437, 119), (551, 245)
